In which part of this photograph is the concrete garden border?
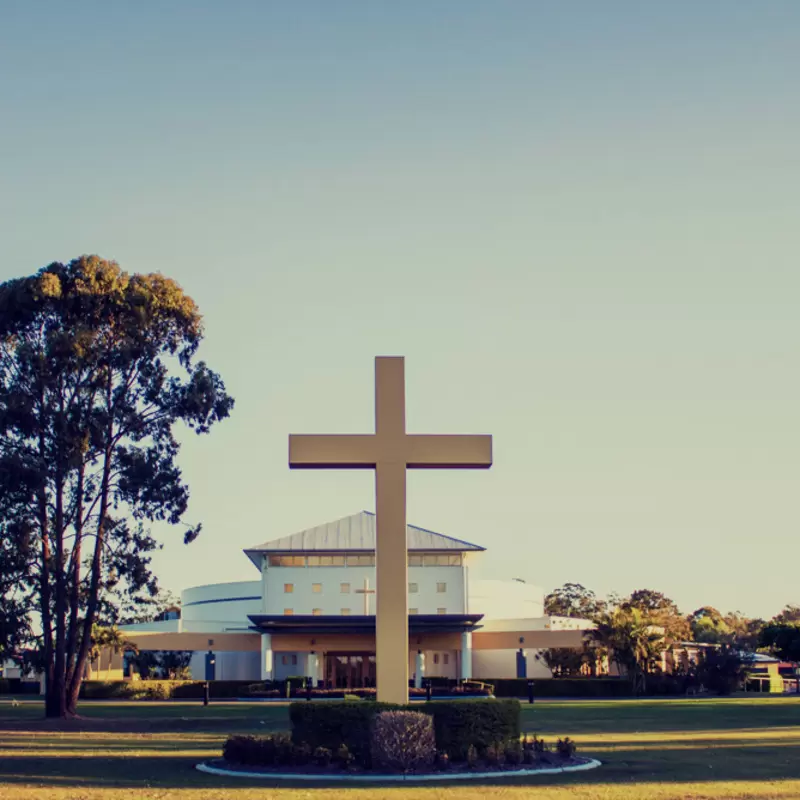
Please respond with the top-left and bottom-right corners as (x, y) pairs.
(196, 757), (602, 783)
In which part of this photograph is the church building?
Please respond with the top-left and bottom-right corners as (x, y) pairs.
(121, 512), (591, 686)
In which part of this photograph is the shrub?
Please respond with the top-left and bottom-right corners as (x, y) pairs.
(313, 746), (332, 767)
(290, 701), (400, 765)
(523, 735), (546, 764)
(80, 679), (257, 701)
(505, 742), (523, 766)
(370, 711), (436, 773)
(466, 744), (478, 768)
(336, 743), (355, 769)
(484, 742), (504, 767)
(429, 700), (521, 761)
(489, 677), (634, 698)
(556, 737), (577, 758)
(289, 699), (521, 765)
(223, 734), (293, 766)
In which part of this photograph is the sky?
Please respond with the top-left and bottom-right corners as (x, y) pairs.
(1, 2), (798, 620)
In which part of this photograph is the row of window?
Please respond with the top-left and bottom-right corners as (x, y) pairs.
(281, 608), (448, 616)
(280, 653), (451, 666)
(283, 582), (447, 594)
(268, 553), (463, 568)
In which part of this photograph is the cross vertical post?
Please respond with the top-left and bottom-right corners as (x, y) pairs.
(374, 357), (409, 703)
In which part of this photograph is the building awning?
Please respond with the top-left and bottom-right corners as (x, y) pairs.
(248, 613), (483, 636)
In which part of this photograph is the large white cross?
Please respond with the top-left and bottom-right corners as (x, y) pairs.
(289, 356), (492, 704)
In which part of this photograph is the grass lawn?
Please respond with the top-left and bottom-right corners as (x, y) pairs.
(0, 695), (799, 799)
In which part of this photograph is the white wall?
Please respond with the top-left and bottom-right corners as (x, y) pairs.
(188, 650), (261, 681)
(262, 562), (465, 616)
(472, 648), (553, 680)
(180, 580), (262, 633)
(468, 579), (544, 620)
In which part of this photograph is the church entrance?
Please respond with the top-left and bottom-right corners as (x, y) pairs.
(325, 653), (376, 689)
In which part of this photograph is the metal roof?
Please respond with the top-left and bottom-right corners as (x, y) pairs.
(244, 511), (485, 567)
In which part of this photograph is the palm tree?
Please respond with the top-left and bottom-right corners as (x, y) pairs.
(85, 625), (137, 679)
(589, 607), (664, 695)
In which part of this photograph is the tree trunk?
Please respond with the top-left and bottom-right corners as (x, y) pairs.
(65, 462), (85, 690)
(67, 438), (113, 716)
(52, 470), (67, 718)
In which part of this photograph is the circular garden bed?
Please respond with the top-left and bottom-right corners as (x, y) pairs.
(198, 699), (601, 783)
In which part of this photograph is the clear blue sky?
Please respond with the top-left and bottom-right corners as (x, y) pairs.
(1, 2), (798, 619)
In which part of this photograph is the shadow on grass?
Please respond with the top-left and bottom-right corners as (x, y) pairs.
(1, 743), (800, 790)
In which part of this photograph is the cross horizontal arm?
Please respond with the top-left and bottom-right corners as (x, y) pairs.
(405, 434), (492, 469)
(289, 434), (377, 468)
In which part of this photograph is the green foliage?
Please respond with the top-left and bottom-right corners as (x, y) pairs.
(335, 743), (355, 769)
(484, 742), (504, 766)
(557, 737), (577, 758)
(535, 647), (589, 677)
(771, 605), (800, 625)
(588, 605), (665, 694)
(623, 589), (691, 644)
(370, 710), (436, 773)
(695, 645), (752, 695)
(505, 740), (523, 765)
(544, 583), (602, 618)
(289, 700), (400, 765)
(489, 677), (635, 698)
(0, 256), (233, 716)
(760, 622), (800, 662)
(223, 734), (294, 766)
(690, 607), (731, 644)
(79, 679), (254, 700)
(429, 700), (521, 761)
(88, 625), (136, 663)
(289, 699), (521, 765)
(129, 650), (191, 680)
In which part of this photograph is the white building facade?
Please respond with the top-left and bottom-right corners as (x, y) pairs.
(121, 512), (591, 685)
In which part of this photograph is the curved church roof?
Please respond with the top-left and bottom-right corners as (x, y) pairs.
(244, 511), (484, 566)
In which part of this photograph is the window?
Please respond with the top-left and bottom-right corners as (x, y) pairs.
(341, 608), (351, 616)
(283, 609), (293, 616)
(281, 655), (289, 665)
(284, 583), (294, 594)
(291, 654), (298, 666)
(312, 608), (322, 616)
(436, 582), (446, 593)
(340, 583), (351, 594)
(307, 554), (346, 567)
(347, 554), (375, 567)
(409, 608), (418, 615)
(408, 582), (418, 594)
(269, 555), (306, 567)
(437, 608), (446, 615)
(312, 583), (322, 594)
(415, 553), (462, 567)
(443, 653), (450, 665)
(433, 654), (440, 665)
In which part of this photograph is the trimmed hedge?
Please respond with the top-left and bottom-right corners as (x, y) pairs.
(488, 676), (710, 698)
(79, 680), (256, 700)
(489, 678), (633, 698)
(0, 678), (40, 695)
(289, 699), (521, 763)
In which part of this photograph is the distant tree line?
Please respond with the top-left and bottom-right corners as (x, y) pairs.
(542, 582), (800, 693)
